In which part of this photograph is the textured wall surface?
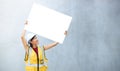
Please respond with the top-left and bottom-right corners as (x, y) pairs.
(0, 0), (120, 71)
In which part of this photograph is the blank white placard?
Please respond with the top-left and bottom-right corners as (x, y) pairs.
(25, 3), (72, 43)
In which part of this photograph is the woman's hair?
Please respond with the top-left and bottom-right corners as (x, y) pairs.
(28, 35), (36, 47)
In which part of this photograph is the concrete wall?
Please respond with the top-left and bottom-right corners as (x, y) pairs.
(0, 0), (120, 71)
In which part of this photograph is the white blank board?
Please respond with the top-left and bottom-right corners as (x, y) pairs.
(25, 3), (72, 43)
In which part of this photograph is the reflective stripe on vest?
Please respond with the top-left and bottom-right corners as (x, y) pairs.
(26, 62), (47, 67)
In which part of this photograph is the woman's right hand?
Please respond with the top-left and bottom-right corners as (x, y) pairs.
(24, 20), (29, 30)
(25, 20), (28, 25)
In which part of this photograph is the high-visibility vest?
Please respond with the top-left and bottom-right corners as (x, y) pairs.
(24, 45), (48, 71)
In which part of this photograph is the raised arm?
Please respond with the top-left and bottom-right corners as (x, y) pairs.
(21, 21), (29, 54)
(44, 42), (59, 50)
(44, 31), (68, 50)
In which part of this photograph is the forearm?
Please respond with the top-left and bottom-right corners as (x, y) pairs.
(21, 29), (29, 52)
(49, 42), (59, 47)
(44, 42), (59, 50)
(21, 29), (26, 38)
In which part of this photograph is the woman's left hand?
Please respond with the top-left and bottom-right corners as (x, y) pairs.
(64, 31), (67, 36)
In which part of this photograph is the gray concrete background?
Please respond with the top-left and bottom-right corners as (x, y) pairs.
(0, 0), (120, 71)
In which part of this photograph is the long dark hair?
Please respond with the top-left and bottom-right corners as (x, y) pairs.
(28, 35), (36, 47)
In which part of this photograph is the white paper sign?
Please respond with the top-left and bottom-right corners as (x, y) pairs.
(25, 3), (72, 43)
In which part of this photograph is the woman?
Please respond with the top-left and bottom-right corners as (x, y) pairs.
(21, 20), (67, 71)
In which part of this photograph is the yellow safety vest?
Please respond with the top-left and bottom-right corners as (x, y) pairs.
(24, 45), (48, 71)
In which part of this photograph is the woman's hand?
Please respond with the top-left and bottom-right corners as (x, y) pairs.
(25, 20), (28, 25)
(24, 20), (29, 30)
(64, 31), (68, 36)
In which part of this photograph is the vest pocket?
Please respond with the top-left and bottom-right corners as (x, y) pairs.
(44, 57), (48, 63)
(40, 59), (44, 64)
